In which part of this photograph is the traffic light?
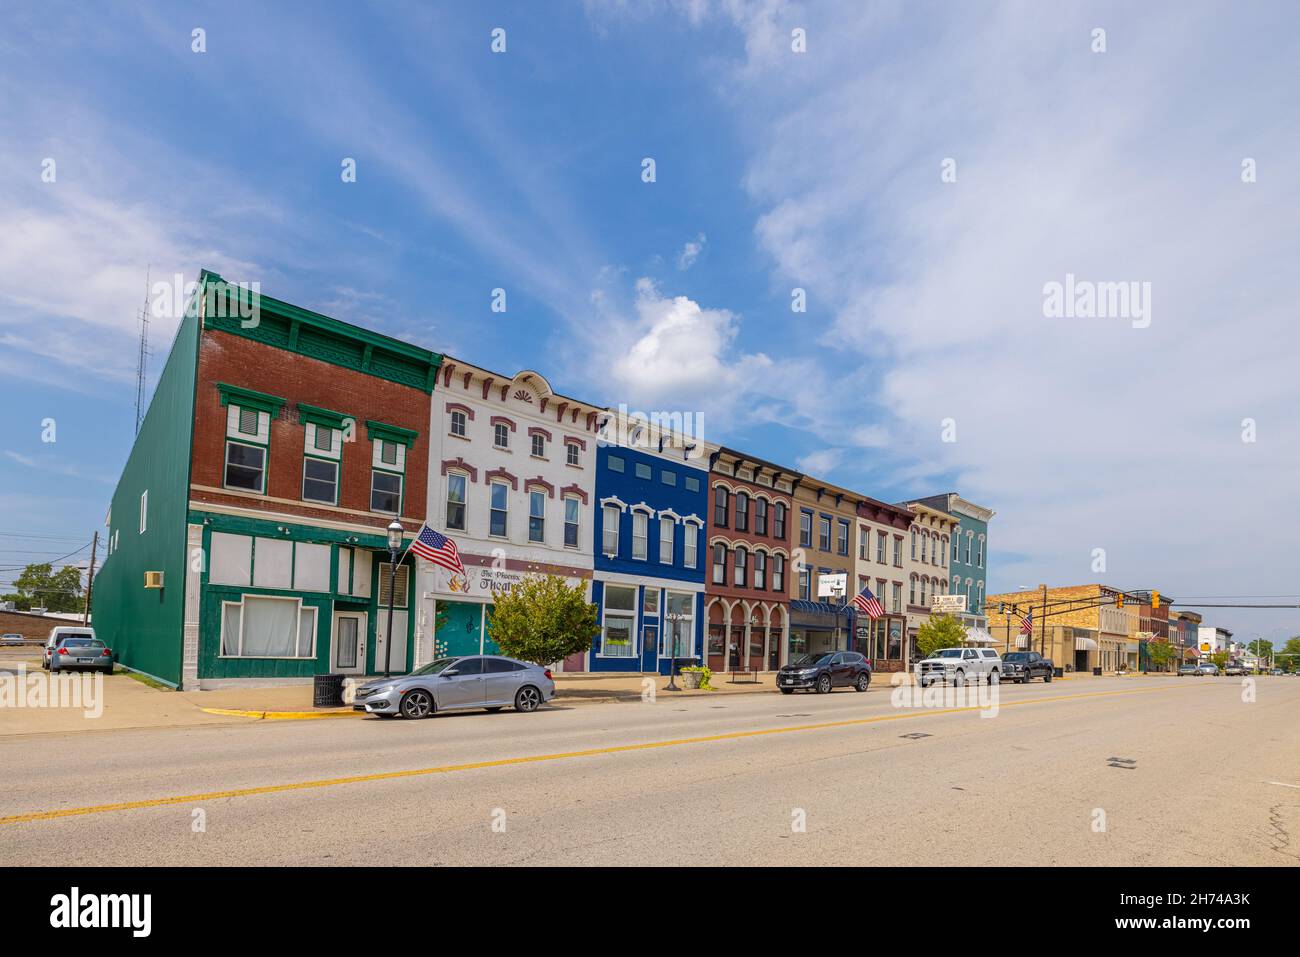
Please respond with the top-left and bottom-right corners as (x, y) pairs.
(1151, 590), (1161, 609)
(1116, 593), (1125, 608)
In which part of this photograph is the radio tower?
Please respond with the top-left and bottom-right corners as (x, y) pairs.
(134, 267), (152, 435)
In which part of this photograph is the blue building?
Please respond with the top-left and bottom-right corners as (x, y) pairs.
(914, 493), (995, 633)
(587, 425), (708, 673)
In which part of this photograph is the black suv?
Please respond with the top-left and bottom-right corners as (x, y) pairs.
(1001, 651), (1053, 683)
(777, 651), (871, 694)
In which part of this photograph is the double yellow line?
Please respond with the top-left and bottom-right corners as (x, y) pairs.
(1, 683), (1182, 826)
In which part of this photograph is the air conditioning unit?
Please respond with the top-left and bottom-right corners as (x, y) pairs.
(144, 571), (165, 589)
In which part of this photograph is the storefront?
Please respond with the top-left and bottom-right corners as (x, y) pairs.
(590, 574), (703, 674)
(854, 613), (908, 672)
(789, 599), (852, 661)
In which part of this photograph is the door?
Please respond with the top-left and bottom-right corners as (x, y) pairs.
(374, 609), (409, 675)
(437, 656), (486, 709)
(331, 612), (366, 675)
(482, 657), (524, 706)
(830, 652), (852, 686)
(641, 625), (658, 673)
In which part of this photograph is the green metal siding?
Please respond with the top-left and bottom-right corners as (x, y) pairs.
(91, 303), (201, 686)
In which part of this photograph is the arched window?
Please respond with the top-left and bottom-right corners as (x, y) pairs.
(713, 486), (729, 527)
(735, 492), (750, 532)
(734, 546), (748, 587)
(711, 543), (727, 584)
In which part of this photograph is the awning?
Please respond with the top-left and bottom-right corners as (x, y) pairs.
(1015, 635), (1029, 649)
(1074, 636), (1098, 651)
(965, 628), (996, 645)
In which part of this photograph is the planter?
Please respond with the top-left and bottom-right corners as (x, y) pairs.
(680, 670), (703, 690)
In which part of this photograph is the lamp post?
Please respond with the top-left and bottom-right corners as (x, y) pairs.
(664, 611), (687, 691)
(383, 519), (404, 678)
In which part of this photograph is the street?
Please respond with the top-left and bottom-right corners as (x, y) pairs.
(2, 675), (1296, 866)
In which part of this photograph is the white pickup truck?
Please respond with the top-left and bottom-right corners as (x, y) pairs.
(917, 647), (1002, 686)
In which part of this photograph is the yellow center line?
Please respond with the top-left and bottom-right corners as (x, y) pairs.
(0, 683), (1186, 826)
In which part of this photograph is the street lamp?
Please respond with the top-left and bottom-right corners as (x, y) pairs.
(664, 611), (687, 691)
(383, 519), (403, 678)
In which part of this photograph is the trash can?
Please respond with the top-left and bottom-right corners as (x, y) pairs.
(1053, 666), (1064, 678)
(1093, 667), (1102, 676)
(313, 673), (346, 708)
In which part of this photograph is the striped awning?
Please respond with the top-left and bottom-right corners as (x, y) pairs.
(1075, 636), (1098, 651)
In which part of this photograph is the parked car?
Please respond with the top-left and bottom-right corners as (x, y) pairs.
(1196, 662), (1220, 676)
(353, 655), (554, 719)
(777, 651), (871, 694)
(1001, 651), (1054, 684)
(48, 636), (114, 674)
(42, 626), (99, 669)
(1177, 663), (1200, 676)
(0, 633), (25, 646)
(1223, 662), (1247, 676)
(917, 647), (1002, 687)
(1270, 668), (1284, 676)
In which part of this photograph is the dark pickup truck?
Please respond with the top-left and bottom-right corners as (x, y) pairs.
(1001, 651), (1053, 683)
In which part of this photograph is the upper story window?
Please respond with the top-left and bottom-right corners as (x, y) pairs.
(818, 516), (831, 552)
(754, 549), (767, 590)
(941, 536), (949, 567)
(661, 470), (676, 486)
(635, 462), (652, 480)
(608, 455), (624, 473)
(632, 511), (648, 560)
(369, 429), (410, 515)
(774, 502), (786, 540)
(566, 442), (580, 467)
(911, 527), (918, 560)
(921, 532), (928, 564)
(799, 509), (812, 548)
(659, 517), (674, 565)
(494, 423), (510, 449)
(714, 487), (729, 527)
(531, 433), (546, 458)
(966, 531), (974, 563)
(977, 535), (985, 568)
(684, 475), (701, 493)
(683, 524), (698, 569)
(799, 567), (810, 601)
(563, 496), (580, 548)
(450, 410), (467, 437)
(733, 546), (748, 587)
(224, 407), (269, 494)
(837, 519), (849, 556)
(712, 543), (726, 584)
(602, 504), (620, 555)
(893, 537), (903, 567)
(877, 531), (886, 564)
(528, 490), (546, 543)
(735, 492), (749, 532)
(755, 498), (768, 536)
(446, 473), (467, 531)
(489, 482), (509, 537)
(772, 553), (785, 592)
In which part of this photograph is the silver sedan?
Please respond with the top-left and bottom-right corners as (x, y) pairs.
(353, 655), (555, 719)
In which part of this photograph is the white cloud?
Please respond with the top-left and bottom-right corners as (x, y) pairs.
(676, 233), (707, 270)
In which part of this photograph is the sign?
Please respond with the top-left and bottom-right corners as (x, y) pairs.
(931, 594), (967, 613)
(431, 564), (583, 599)
(817, 573), (847, 598)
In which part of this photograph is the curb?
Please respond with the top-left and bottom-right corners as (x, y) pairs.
(199, 707), (363, 721)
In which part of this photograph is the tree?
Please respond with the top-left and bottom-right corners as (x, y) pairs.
(1210, 650), (1230, 671)
(486, 574), (598, 665)
(9, 562), (83, 613)
(1146, 639), (1176, 672)
(916, 613), (966, 660)
(1247, 638), (1273, 658)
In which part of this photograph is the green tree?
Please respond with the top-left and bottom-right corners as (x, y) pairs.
(1210, 650), (1230, 671)
(10, 562), (83, 613)
(916, 613), (966, 660)
(486, 574), (598, 665)
(1146, 639), (1176, 672)
(1247, 638), (1273, 658)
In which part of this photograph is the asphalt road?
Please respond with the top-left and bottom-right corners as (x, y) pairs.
(2, 675), (1297, 866)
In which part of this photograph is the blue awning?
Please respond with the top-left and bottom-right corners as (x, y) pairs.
(790, 599), (852, 617)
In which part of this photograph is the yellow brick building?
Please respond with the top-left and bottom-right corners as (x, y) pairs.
(985, 584), (1138, 674)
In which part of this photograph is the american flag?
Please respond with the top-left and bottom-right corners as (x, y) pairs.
(848, 584), (885, 620)
(1019, 609), (1033, 634)
(409, 524), (465, 576)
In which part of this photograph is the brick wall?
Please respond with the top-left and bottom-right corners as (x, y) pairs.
(0, 610), (79, 640)
(191, 328), (430, 531)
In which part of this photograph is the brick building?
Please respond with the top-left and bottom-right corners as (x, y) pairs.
(985, 584), (1138, 674)
(93, 271), (441, 688)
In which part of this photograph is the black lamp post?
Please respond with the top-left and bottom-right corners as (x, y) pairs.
(383, 519), (403, 678)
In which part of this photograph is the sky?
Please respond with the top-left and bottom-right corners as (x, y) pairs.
(1, 1), (1297, 648)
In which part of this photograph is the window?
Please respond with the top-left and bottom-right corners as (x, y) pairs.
(446, 474), (467, 531)
(139, 490), (148, 534)
(922, 532), (929, 564)
(911, 528), (918, 560)
(714, 487), (729, 527)
(941, 537), (948, 567)
(302, 458), (338, 504)
(225, 441), (266, 492)
(910, 576), (917, 606)
(755, 498), (768, 535)
(531, 433), (546, 458)
(379, 440), (399, 466)
(952, 529), (961, 561)
(877, 531), (886, 564)
(734, 546), (748, 587)
(661, 470), (676, 486)
(237, 407), (259, 435)
(314, 426), (333, 451)
(772, 554), (785, 592)
(659, 516), (674, 564)
(684, 475), (700, 493)
(564, 497), (580, 548)
(635, 462), (652, 480)
(490, 482), (509, 537)
(712, 543), (726, 584)
(774, 502), (786, 540)
(608, 455), (625, 472)
(632, 511), (648, 560)
(799, 568), (810, 601)
(602, 504), (620, 555)
(662, 591), (694, 656)
(819, 516), (831, 551)
(837, 519), (849, 555)
(892, 583), (902, 613)
(371, 470), (401, 513)
(377, 562), (409, 607)
(683, 524), (698, 568)
(494, 423), (510, 449)
(858, 530), (867, 560)
(735, 492), (749, 532)
(966, 532), (973, 563)
(221, 596), (316, 659)
(893, 537), (903, 567)
(528, 490), (545, 543)
(450, 409), (467, 437)
(643, 589), (659, 616)
(566, 442), (580, 467)
(754, 550), (767, 590)
(978, 536), (984, 568)
(799, 510), (812, 547)
(601, 585), (637, 657)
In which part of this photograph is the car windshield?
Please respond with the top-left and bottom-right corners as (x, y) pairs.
(935, 649), (964, 658)
(1003, 653), (1030, 662)
(790, 653), (834, 667)
(411, 657), (460, 676)
(61, 637), (99, 648)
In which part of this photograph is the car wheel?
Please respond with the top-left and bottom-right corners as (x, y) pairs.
(780, 687), (794, 694)
(399, 689), (434, 719)
(485, 706), (504, 712)
(515, 685), (543, 712)
(1044, 671), (1053, 683)
(951, 669), (964, 686)
(854, 672), (870, 692)
(988, 670), (999, 684)
(815, 674), (832, 694)
(103, 665), (113, 676)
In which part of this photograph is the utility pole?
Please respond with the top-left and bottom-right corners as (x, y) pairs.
(1039, 583), (1048, 657)
(82, 531), (98, 626)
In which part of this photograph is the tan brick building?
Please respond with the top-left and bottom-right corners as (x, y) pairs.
(985, 584), (1138, 674)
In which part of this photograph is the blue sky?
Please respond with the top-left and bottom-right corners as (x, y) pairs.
(2, 1), (1299, 644)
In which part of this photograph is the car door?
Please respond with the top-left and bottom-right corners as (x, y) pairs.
(481, 658), (524, 707)
(825, 652), (846, 686)
(1027, 652), (1041, 678)
(435, 657), (486, 710)
(962, 648), (978, 676)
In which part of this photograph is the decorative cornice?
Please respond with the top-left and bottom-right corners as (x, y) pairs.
(560, 483), (588, 504)
(525, 476), (555, 498)
(599, 495), (628, 512)
(490, 415), (517, 432)
(564, 434), (587, 450)
(216, 382), (286, 418)
(527, 426), (553, 441)
(441, 458), (478, 482)
(445, 401), (475, 420)
(485, 467), (518, 490)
